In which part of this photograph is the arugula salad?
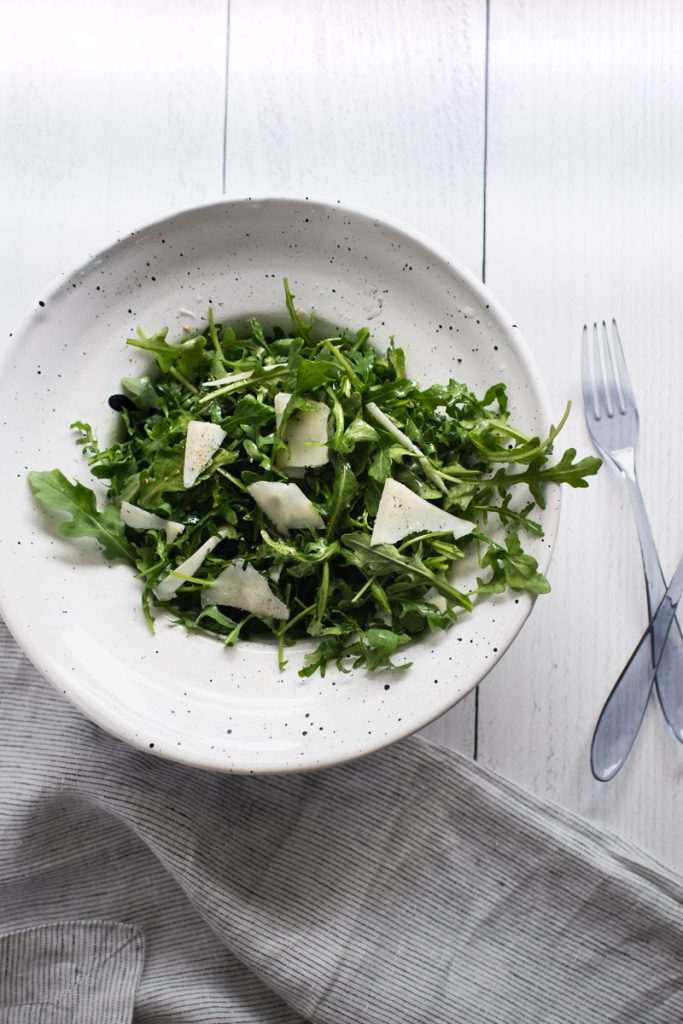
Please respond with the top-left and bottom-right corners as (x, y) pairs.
(29, 281), (600, 676)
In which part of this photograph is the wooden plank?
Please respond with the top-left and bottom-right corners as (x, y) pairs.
(225, 0), (488, 754)
(226, 0), (486, 259)
(481, 0), (683, 871)
(0, 0), (227, 339)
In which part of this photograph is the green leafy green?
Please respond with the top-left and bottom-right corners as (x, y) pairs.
(326, 462), (360, 538)
(476, 531), (551, 595)
(122, 375), (159, 410)
(341, 533), (473, 610)
(28, 470), (135, 563)
(284, 277), (315, 341)
(28, 282), (600, 676)
(295, 358), (340, 393)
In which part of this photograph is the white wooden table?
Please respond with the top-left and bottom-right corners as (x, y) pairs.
(3, 0), (682, 873)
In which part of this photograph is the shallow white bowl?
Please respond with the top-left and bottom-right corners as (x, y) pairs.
(0, 197), (559, 773)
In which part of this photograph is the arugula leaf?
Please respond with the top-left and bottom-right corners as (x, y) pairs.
(284, 277), (314, 340)
(224, 395), (274, 430)
(28, 470), (135, 563)
(136, 451), (186, 509)
(70, 420), (100, 458)
(206, 307), (228, 379)
(387, 344), (406, 380)
(326, 461), (360, 538)
(366, 626), (410, 658)
(521, 450), (601, 507)
(477, 531), (550, 595)
(122, 375), (159, 410)
(346, 627), (412, 671)
(490, 450), (602, 508)
(340, 416), (380, 452)
(367, 444), (414, 483)
(341, 533), (473, 610)
(127, 328), (207, 380)
(368, 447), (392, 483)
(295, 358), (340, 393)
(249, 318), (272, 356)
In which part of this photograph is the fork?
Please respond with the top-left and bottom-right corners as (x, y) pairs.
(581, 320), (683, 781)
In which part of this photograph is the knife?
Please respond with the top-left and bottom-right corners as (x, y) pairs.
(591, 552), (683, 782)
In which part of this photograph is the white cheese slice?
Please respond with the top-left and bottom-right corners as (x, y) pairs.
(365, 401), (447, 494)
(183, 421), (227, 487)
(371, 478), (473, 546)
(121, 501), (167, 532)
(274, 392), (329, 468)
(201, 560), (289, 620)
(247, 480), (325, 535)
(153, 532), (223, 602)
(164, 521), (186, 543)
(120, 501), (185, 544)
(201, 369), (254, 388)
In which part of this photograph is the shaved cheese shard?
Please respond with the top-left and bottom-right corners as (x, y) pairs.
(120, 501), (185, 544)
(201, 369), (254, 388)
(121, 501), (167, 532)
(183, 421), (227, 487)
(365, 401), (447, 494)
(201, 560), (289, 620)
(153, 533), (223, 602)
(274, 392), (329, 468)
(164, 521), (186, 543)
(247, 481), (324, 535)
(371, 478), (473, 546)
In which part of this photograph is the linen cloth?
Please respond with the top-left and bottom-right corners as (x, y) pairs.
(1, 618), (682, 1024)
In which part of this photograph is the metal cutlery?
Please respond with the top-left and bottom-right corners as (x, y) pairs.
(581, 319), (683, 780)
(591, 552), (683, 781)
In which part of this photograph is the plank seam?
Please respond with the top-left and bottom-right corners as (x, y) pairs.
(474, 0), (491, 763)
(481, 0), (491, 286)
(222, 0), (232, 193)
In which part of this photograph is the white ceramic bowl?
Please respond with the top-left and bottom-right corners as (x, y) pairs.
(0, 197), (559, 773)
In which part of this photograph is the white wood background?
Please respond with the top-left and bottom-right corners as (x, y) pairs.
(2, 0), (682, 873)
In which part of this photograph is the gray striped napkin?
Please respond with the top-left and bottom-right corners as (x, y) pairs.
(1, 619), (682, 1024)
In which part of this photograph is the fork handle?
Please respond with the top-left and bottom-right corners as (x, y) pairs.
(591, 552), (683, 780)
(621, 467), (683, 743)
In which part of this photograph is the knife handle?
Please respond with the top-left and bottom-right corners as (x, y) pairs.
(591, 554), (683, 781)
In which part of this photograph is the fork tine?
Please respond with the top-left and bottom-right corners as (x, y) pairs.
(593, 321), (613, 418)
(601, 320), (621, 416)
(609, 319), (637, 414)
(580, 324), (599, 420)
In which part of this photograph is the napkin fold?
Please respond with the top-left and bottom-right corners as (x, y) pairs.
(0, 921), (144, 1024)
(1, 620), (682, 1024)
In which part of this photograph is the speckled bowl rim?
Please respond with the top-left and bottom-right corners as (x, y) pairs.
(0, 194), (560, 773)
